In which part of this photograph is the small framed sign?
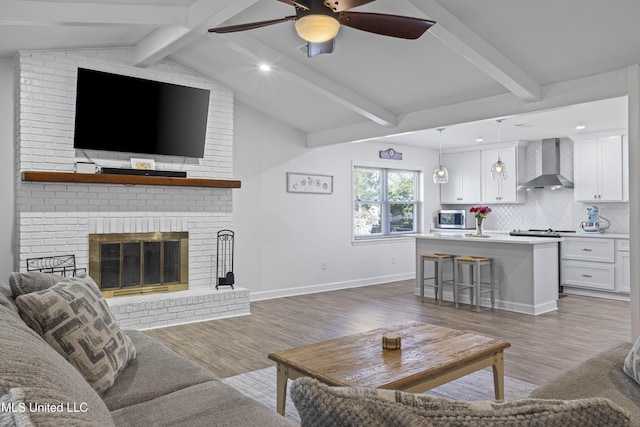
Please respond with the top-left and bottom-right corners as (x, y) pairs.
(287, 173), (333, 194)
(380, 148), (402, 160)
(131, 158), (155, 170)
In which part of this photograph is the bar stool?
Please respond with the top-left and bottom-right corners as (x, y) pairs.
(419, 253), (456, 304)
(454, 256), (495, 312)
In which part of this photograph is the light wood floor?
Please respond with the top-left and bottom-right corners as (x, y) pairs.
(144, 280), (631, 387)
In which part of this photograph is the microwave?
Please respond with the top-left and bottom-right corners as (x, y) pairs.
(437, 209), (473, 229)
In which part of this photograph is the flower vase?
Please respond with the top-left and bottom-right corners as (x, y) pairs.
(475, 217), (484, 236)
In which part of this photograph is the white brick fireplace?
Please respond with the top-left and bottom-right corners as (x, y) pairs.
(14, 48), (249, 329)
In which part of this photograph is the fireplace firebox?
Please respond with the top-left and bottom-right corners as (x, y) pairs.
(89, 232), (188, 298)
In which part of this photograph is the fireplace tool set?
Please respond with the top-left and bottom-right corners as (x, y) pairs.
(216, 230), (235, 289)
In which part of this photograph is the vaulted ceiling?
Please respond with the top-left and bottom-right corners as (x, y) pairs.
(2, 0), (638, 149)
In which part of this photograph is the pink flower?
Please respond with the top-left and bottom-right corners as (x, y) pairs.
(470, 205), (492, 218)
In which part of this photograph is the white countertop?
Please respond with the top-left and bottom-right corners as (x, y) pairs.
(558, 232), (629, 239)
(430, 229), (629, 240)
(411, 232), (561, 245)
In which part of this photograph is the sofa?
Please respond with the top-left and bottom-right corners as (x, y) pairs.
(0, 275), (292, 427)
(530, 341), (640, 423)
(289, 342), (640, 426)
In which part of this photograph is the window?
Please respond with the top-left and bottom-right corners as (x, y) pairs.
(353, 166), (420, 239)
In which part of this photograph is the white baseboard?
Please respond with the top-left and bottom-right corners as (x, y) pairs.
(414, 289), (558, 316)
(250, 273), (415, 302)
(563, 287), (630, 302)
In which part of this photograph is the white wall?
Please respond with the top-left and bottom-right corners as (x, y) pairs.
(0, 58), (15, 280)
(627, 65), (640, 339)
(233, 102), (440, 300)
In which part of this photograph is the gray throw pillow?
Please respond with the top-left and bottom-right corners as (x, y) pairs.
(623, 336), (640, 386)
(0, 282), (19, 314)
(0, 300), (115, 426)
(15, 275), (136, 395)
(290, 377), (630, 427)
(8, 272), (65, 297)
(0, 389), (33, 427)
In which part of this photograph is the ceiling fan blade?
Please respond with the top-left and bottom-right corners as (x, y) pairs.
(307, 39), (335, 57)
(338, 12), (435, 39)
(322, 0), (375, 13)
(277, 0), (310, 10)
(208, 16), (296, 34)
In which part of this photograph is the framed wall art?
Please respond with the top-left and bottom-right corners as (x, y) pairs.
(287, 172), (333, 194)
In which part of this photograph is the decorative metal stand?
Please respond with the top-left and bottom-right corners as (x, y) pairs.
(26, 254), (86, 277)
(216, 230), (234, 290)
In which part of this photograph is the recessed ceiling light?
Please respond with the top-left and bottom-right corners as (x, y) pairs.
(476, 138), (484, 143)
(259, 64), (272, 72)
(576, 124), (586, 130)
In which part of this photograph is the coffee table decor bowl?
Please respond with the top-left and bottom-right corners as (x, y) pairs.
(382, 333), (401, 350)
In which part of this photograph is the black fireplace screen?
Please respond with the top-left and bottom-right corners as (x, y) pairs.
(99, 240), (181, 289)
(216, 230), (234, 289)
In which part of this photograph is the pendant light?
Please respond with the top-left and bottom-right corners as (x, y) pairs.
(491, 119), (507, 180)
(433, 128), (449, 184)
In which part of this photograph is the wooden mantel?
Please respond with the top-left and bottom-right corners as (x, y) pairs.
(22, 171), (241, 189)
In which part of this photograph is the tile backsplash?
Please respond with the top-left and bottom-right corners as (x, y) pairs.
(442, 138), (629, 234)
(482, 190), (629, 233)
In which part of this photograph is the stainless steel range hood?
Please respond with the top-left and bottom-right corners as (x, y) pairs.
(518, 138), (574, 191)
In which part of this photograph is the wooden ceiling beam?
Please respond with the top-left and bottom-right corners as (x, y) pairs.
(132, 0), (260, 67)
(397, 0), (542, 102)
(213, 32), (398, 127)
(306, 68), (627, 147)
(0, 1), (184, 26)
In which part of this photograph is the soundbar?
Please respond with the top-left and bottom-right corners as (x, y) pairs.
(101, 167), (187, 178)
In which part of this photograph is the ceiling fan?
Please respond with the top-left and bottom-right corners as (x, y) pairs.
(208, 0), (436, 57)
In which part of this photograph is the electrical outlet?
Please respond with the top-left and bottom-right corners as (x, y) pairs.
(321, 261), (327, 270)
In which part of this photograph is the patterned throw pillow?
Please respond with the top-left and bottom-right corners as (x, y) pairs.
(623, 336), (640, 385)
(8, 272), (65, 297)
(15, 275), (136, 395)
(290, 377), (630, 427)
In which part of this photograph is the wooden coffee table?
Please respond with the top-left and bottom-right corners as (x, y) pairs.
(268, 321), (510, 415)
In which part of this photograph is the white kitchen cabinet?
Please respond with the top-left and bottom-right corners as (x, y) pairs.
(615, 239), (630, 293)
(562, 260), (615, 291)
(562, 238), (614, 263)
(440, 151), (481, 204)
(573, 135), (624, 202)
(481, 146), (524, 203)
(561, 237), (615, 291)
(561, 236), (629, 298)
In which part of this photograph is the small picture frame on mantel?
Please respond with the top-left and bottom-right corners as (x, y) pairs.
(131, 158), (155, 170)
(287, 172), (333, 194)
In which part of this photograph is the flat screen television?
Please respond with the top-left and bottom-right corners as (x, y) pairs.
(73, 68), (210, 158)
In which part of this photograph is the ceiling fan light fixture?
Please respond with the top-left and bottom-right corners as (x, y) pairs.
(295, 14), (340, 43)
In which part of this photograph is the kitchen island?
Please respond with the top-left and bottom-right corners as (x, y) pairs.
(413, 232), (561, 315)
